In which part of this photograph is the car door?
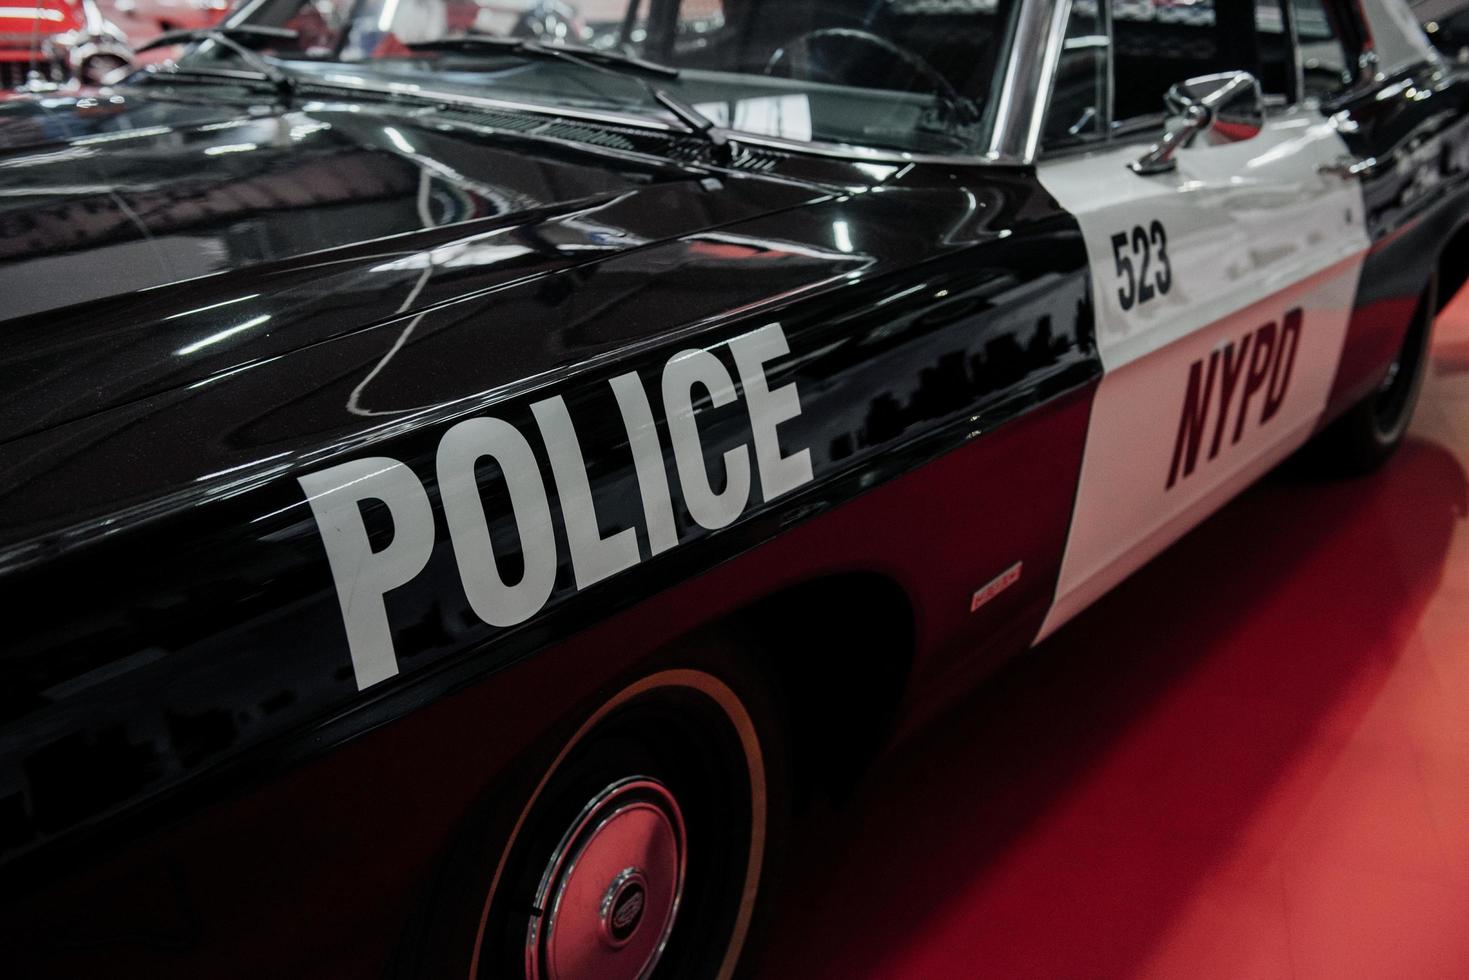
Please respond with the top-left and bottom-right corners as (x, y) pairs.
(1033, 0), (1372, 638)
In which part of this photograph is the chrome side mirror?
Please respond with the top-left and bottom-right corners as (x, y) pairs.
(1131, 71), (1265, 176)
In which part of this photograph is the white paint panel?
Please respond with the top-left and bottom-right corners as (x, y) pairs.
(1036, 108), (1370, 641)
(1041, 259), (1362, 636)
(1044, 111), (1367, 372)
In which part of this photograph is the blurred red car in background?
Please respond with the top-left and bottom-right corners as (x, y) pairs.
(0, 0), (132, 89)
(107, 0), (226, 44)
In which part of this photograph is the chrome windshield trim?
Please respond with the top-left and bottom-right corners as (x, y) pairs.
(988, 0), (1064, 163)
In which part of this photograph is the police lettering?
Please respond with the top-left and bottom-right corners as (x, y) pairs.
(1167, 308), (1302, 490)
(298, 324), (812, 690)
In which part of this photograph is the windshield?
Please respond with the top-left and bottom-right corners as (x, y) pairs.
(182, 0), (1022, 154)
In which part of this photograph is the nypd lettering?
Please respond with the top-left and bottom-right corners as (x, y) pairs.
(299, 323), (812, 691)
(1167, 308), (1303, 490)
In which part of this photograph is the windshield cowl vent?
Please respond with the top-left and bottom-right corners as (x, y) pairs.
(535, 120), (637, 151)
(729, 147), (782, 172)
(376, 96), (664, 158)
(668, 138), (782, 172)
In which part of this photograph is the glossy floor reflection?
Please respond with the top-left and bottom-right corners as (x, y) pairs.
(756, 290), (1469, 980)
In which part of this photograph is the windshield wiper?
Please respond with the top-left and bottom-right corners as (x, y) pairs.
(406, 35), (732, 161)
(138, 26), (301, 95)
(408, 35), (678, 78)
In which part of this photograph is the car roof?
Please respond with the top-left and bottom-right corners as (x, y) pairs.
(1363, 0), (1443, 74)
(1410, 0), (1469, 17)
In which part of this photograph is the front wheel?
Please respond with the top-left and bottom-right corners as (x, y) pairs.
(407, 652), (786, 980)
(1307, 274), (1437, 475)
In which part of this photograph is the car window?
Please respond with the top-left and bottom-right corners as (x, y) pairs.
(1041, 0), (1109, 150)
(1293, 0), (1357, 101)
(1256, 0), (1296, 102)
(624, 0), (1021, 150)
(211, 0), (1023, 156)
(1110, 0), (1265, 127)
(673, 0), (726, 51)
(1044, 0), (1298, 153)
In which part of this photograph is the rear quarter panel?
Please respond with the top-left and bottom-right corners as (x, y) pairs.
(1324, 60), (1469, 417)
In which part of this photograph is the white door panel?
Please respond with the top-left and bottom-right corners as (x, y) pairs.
(1039, 255), (1362, 636)
(1044, 110), (1368, 371)
(1035, 109), (1370, 641)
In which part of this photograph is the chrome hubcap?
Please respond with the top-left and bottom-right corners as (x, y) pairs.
(526, 778), (686, 980)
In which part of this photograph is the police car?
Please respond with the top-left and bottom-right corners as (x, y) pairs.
(0, 0), (1465, 976)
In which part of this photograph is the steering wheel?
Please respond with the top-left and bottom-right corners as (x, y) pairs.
(765, 28), (979, 124)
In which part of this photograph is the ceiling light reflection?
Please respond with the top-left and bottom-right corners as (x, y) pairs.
(176, 314), (271, 356)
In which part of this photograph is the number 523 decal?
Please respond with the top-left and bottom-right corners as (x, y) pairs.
(1111, 220), (1173, 311)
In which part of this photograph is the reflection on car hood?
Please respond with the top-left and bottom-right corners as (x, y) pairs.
(0, 85), (828, 445)
(0, 87), (688, 320)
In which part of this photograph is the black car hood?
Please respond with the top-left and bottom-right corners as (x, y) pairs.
(0, 87), (678, 314)
(0, 85), (827, 444)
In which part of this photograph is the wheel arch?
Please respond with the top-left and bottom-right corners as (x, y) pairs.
(1438, 216), (1469, 315)
(391, 570), (918, 978)
(723, 571), (917, 803)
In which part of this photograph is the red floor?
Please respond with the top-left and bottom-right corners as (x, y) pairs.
(756, 291), (1469, 980)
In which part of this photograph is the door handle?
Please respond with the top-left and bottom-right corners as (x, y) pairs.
(1319, 156), (1378, 179)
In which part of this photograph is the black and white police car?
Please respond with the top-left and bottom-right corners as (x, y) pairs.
(0, 0), (1465, 976)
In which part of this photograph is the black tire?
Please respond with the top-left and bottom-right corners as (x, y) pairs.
(1306, 274), (1437, 475)
(399, 639), (787, 980)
